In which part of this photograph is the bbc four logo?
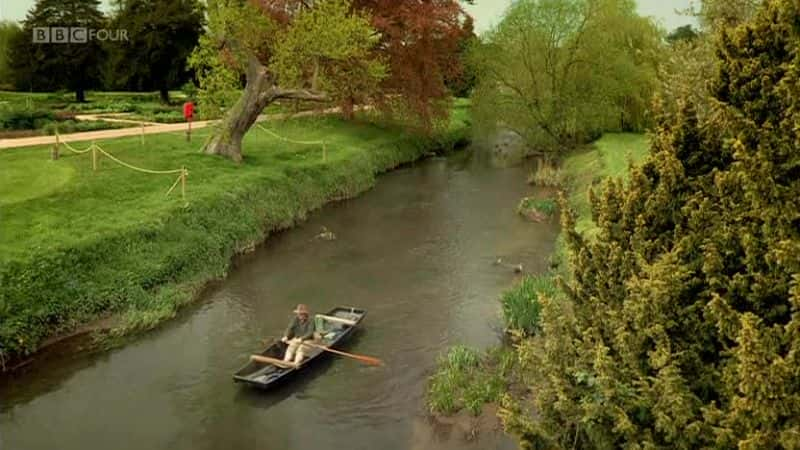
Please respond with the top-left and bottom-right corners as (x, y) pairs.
(32, 27), (128, 43)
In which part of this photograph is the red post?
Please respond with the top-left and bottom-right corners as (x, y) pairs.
(183, 101), (195, 142)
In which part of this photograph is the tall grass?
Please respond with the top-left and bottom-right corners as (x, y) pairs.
(427, 346), (513, 416)
(528, 162), (565, 187)
(500, 274), (558, 335)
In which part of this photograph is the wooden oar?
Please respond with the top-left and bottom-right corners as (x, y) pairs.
(305, 342), (383, 366)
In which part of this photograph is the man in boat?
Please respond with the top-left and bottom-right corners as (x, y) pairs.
(281, 304), (316, 365)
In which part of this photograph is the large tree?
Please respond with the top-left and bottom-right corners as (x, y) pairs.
(470, 0), (661, 154)
(193, 0), (470, 163)
(10, 0), (105, 102)
(0, 21), (21, 89)
(106, 0), (205, 103)
(352, 0), (473, 127)
(192, 0), (386, 162)
(505, 0), (800, 447)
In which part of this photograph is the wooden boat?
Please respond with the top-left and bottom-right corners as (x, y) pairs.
(233, 306), (367, 389)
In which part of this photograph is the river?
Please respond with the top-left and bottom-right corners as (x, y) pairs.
(0, 149), (559, 450)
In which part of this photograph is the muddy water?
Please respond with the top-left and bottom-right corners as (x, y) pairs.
(0, 149), (559, 450)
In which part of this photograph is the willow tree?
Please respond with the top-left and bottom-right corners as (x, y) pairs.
(470, 0), (661, 153)
(192, 0), (386, 162)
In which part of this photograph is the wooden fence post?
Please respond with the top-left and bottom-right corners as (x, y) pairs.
(51, 132), (60, 160)
(92, 141), (97, 171)
(181, 167), (187, 201)
(141, 122), (145, 146)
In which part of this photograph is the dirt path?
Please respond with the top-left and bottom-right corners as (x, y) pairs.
(0, 109), (335, 150)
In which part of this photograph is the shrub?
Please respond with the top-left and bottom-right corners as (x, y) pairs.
(181, 81), (198, 100)
(64, 101), (137, 114)
(0, 108), (55, 130)
(151, 111), (185, 123)
(42, 120), (127, 135)
(500, 274), (557, 335)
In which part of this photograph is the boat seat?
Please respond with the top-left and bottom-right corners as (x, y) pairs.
(316, 314), (357, 327)
(314, 315), (340, 341)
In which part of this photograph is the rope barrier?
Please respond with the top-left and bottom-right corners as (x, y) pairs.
(55, 139), (189, 202)
(255, 123), (328, 162)
(93, 144), (184, 175)
(61, 140), (94, 155)
(92, 144), (188, 202)
(256, 123), (325, 146)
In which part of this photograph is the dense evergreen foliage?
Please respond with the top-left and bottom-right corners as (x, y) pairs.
(0, 21), (21, 89)
(504, 1), (800, 447)
(105, 0), (205, 103)
(10, 0), (106, 102)
(5, 0), (204, 102)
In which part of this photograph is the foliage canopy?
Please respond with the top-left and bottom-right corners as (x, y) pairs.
(470, 0), (661, 154)
(106, 0), (205, 103)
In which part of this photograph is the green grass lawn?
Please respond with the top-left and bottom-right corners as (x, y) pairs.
(563, 133), (650, 233)
(0, 103), (470, 360)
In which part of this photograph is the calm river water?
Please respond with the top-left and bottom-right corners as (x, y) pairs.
(0, 149), (558, 450)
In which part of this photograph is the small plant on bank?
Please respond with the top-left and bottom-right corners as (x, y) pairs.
(527, 162), (565, 187)
(516, 197), (557, 222)
(427, 346), (508, 416)
(500, 274), (557, 335)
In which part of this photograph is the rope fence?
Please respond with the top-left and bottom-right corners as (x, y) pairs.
(52, 132), (189, 203)
(49, 122), (327, 204)
(256, 123), (328, 162)
(61, 139), (94, 155)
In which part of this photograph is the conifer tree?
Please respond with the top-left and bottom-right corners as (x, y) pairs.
(505, 0), (800, 447)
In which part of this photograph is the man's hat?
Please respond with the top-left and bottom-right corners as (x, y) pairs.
(293, 304), (309, 315)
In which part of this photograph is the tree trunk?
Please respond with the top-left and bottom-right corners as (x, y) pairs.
(203, 57), (275, 163)
(342, 97), (355, 120)
(160, 88), (170, 104)
(204, 56), (330, 163)
(76, 88), (86, 103)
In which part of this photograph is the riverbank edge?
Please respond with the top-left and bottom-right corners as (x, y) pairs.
(1, 123), (470, 372)
(423, 133), (650, 434)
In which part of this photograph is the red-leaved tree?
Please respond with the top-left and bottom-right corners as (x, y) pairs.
(352, 0), (473, 130)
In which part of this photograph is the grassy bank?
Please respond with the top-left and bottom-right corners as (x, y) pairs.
(562, 133), (649, 233)
(0, 105), (469, 364)
(426, 132), (649, 417)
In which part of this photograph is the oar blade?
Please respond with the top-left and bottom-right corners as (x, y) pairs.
(353, 355), (383, 366)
